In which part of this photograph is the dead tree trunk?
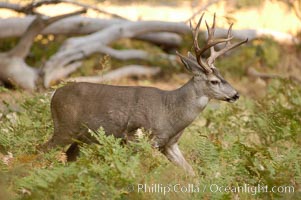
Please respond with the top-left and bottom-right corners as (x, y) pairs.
(0, 0), (181, 90)
(42, 21), (189, 87)
(0, 10), (86, 90)
(0, 17), (183, 48)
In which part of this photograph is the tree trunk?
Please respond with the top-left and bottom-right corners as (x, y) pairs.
(0, 10), (86, 90)
(42, 21), (189, 87)
(0, 17), (183, 48)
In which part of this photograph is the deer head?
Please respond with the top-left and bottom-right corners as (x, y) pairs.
(177, 13), (248, 103)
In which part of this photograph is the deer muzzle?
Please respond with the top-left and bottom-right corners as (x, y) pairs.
(226, 92), (240, 103)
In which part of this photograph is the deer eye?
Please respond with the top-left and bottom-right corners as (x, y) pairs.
(210, 80), (219, 85)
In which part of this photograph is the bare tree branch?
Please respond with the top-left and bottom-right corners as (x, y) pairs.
(46, 9), (86, 25)
(211, 28), (299, 44)
(0, 8), (86, 90)
(0, 16), (296, 45)
(247, 67), (281, 80)
(42, 20), (189, 87)
(47, 61), (83, 85)
(0, 2), (22, 12)
(247, 67), (301, 84)
(95, 46), (150, 60)
(57, 0), (127, 20)
(0, 0), (126, 19)
(59, 21), (189, 50)
(0, 17), (182, 47)
(135, 32), (183, 48)
(0, 0), (62, 14)
(0, 54), (39, 90)
(66, 65), (161, 83)
(7, 9), (86, 58)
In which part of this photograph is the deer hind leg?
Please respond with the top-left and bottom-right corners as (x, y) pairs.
(41, 135), (81, 161)
(66, 143), (80, 161)
(40, 128), (77, 151)
(163, 143), (195, 176)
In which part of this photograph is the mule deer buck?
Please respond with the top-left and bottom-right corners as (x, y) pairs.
(43, 13), (247, 176)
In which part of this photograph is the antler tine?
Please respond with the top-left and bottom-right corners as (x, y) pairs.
(187, 13), (248, 73)
(227, 23), (234, 43)
(212, 12), (216, 30)
(190, 13), (213, 73)
(199, 13), (233, 59)
(191, 13), (233, 73)
(205, 12), (216, 41)
(190, 12), (204, 58)
(207, 22), (248, 66)
(208, 22), (233, 66)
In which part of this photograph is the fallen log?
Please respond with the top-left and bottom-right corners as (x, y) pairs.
(0, 16), (183, 48)
(66, 65), (161, 83)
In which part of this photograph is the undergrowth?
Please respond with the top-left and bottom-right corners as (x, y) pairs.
(0, 80), (300, 199)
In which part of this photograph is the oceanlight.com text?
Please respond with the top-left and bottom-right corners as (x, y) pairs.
(127, 183), (295, 196)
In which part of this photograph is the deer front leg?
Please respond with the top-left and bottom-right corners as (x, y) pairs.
(164, 143), (195, 176)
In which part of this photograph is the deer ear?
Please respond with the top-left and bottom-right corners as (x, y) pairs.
(176, 51), (205, 75)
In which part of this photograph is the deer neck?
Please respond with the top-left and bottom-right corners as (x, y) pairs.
(165, 78), (210, 128)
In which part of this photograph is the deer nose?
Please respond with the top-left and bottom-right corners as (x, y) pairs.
(232, 93), (240, 100)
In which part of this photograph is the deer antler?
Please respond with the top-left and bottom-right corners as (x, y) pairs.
(190, 13), (248, 73)
(207, 21), (248, 66)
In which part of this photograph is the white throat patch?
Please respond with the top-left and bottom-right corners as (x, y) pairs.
(197, 96), (209, 109)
